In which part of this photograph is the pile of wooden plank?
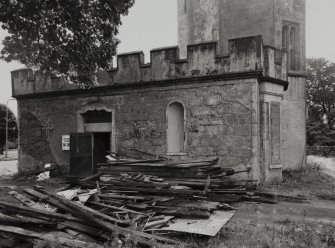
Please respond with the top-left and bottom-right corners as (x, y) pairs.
(0, 188), (181, 247)
(0, 157), (308, 247)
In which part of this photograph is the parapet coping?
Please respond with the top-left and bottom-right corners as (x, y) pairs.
(12, 71), (288, 100)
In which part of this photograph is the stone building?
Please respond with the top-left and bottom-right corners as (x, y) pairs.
(11, 0), (306, 182)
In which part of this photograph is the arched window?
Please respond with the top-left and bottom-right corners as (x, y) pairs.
(289, 27), (296, 70)
(282, 25), (288, 50)
(282, 23), (299, 71)
(167, 102), (185, 154)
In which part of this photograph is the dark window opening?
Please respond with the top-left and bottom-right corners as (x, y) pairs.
(282, 25), (288, 50)
(83, 110), (112, 123)
(93, 132), (110, 170)
(289, 27), (296, 70)
(282, 23), (300, 71)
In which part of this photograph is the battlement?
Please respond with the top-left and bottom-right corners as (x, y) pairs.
(12, 35), (288, 97)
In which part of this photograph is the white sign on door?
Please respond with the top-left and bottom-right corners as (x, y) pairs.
(62, 135), (70, 151)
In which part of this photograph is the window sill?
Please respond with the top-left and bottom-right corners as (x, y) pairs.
(166, 152), (187, 156)
(287, 70), (307, 77)
(270, 164), (283, 170)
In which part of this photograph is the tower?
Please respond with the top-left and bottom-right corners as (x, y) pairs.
(178, 0), (307, 171)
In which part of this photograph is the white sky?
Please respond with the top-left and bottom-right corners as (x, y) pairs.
(0, 0), (334, 115)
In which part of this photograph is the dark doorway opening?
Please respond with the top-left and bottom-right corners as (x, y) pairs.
(93, 132), (110, 173)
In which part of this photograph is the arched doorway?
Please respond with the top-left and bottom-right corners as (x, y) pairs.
(167, 102), (185, 154)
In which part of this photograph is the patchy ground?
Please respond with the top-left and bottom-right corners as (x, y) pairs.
(0, 149), (18, 179)
(308, 155), (335, 178)
(0, 160), (18, 178)
(0, 149), (18, 161)
(1, 154), (335, 247)
(182, 156), (335, 248)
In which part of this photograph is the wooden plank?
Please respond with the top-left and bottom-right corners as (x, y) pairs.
(0, 200), (79, 222)
(23, 188), (74, 214)
(204, 176), (211, 194)
(0, 213), (56, 228)
(8, 190), (56, 212)
(55, 184), (73, 193)
(56, 189), (80, 200)
(151, 206), (211, 219)
(125, 203), (149, 210)
(35, 188), (180, 246)
(144, 216), (174, 229)
(28, 189), (128, 225)
(103, 159), (163, 166)
(80, 173), (102, 183)
(98, 194), (152, 201)
(0, 225), (106, 248)
(158, 200), (220, 211)
(60, 221), (110, 240)
(87, 202), (149, 216)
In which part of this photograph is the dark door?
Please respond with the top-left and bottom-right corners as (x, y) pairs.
(93, 133), (110, 173)
(70, 133), (93, 177)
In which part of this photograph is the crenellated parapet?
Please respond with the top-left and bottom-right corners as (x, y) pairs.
(12, 35), (288, 97)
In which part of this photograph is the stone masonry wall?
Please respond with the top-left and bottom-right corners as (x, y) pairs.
(17, 79), (258, 179)
(178, 0), (305, 60)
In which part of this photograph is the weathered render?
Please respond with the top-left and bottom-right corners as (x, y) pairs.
(178, 0), (306, 170)
(12, 36), (288, 182)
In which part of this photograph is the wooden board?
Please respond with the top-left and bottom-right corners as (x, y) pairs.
(8, 191), (56, 211)
(156, 211), (235, 236)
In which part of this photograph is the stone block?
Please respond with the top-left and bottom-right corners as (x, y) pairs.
(205, 94), (222, 106)
(234, 125), (252, 136)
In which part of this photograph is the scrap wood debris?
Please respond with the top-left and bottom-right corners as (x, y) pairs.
(0, 155), (308, 247)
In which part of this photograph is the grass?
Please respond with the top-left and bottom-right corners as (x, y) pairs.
(182, 220), (335, 248)
(6, 220), (335, 248)
(259, 159), (335, 200)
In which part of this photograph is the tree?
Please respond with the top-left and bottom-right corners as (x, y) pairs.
(306, 58), (335, 146)
(0, 104), (18, 154)
(0, 0), (135, 86)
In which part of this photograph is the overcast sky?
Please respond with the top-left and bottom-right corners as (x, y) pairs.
(0, 0), (334, 115)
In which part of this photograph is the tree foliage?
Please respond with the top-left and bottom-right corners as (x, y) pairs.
(306, 58), (335, 146)
(0, 0), (135, 86)
(0, 104), (18, 154)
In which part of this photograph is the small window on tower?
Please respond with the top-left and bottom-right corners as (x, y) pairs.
(282, 25), (288, 50)
(289, 27), (296, 70)
(184, 0), (187, 13)
(282, 22), (300, 71)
